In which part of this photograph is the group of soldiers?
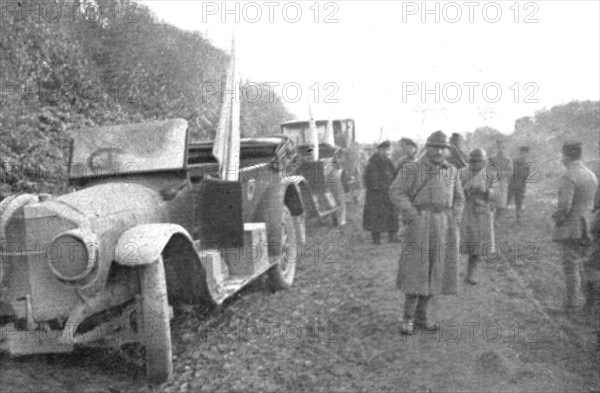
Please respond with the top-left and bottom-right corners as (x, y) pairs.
(361, 130), (599, 336)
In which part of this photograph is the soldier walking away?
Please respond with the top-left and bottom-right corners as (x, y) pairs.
(552, 142), (598, 312)
(390, 131), (465, 335)
(461, 148), (496, 285)
(395, 137), (418, 174)
(489, 140), (513, 221)
(507, 146), (531, 224)
(363, 141), (400, 244)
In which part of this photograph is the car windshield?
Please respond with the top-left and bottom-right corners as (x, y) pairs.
(69, 119), (188, 178)
(281, 122), (328, 145)
(280, 119), (354, 147)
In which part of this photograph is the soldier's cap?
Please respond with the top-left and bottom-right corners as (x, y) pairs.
(518, 146), (530, 153)
(450, 133), (463, 142)
(562, 141), (582, 159)
(377, 140), (391, 149)
(425, 130), (452, 148)
(469, 148), (487, 163)
(399, 137), (417, 148)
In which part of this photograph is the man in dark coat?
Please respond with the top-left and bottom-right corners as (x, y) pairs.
(390, 131), (465, 334)
(552, 142), (598, 311)
(507, 146), (531, 224)
(363, 141), (400, 244)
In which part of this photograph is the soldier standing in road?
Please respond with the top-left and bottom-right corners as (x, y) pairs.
(461, 148), (497, 285)
(395, 137), (418, 174)
(390, 131), (465, 334)
(363, 141), (400, 244)
(507, 146), (532, 224)
(489, 140), (513, 220)
(552, 142), (598, 312)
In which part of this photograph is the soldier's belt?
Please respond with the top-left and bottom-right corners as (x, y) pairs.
(415, 206), (450, 214)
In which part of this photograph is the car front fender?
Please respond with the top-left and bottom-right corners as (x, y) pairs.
(115, 224), (194, 266)
(255, 178), (308, 247)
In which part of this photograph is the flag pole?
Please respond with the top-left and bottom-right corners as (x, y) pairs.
(307, 96), (319, 161)
(212, 33), (240, 181)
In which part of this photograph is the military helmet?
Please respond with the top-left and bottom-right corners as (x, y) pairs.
(377, 140), (391, 149)
(425, 130), (451, 148)
(399, 137), (417, 148)
(469, 148), (487, 163)
(450, 133), (463, 143)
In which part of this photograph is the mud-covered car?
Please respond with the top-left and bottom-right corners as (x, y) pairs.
(0, 119), (309, 383)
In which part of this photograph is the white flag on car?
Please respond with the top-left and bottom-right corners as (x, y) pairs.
(307, 99), (319, 161)
(213, 36), (240, 181)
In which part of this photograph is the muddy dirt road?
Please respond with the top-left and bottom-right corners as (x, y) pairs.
(1, 179), (599, 392)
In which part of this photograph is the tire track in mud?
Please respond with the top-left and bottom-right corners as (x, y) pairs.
(485, 180), (599, 388)
(493, 181), (599, 352)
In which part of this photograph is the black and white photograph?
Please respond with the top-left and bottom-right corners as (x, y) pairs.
(1, 1), (599, 392)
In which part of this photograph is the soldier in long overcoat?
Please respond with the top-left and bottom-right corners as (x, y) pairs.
(389, 131), (465, 334)
(552, 142), (598, 311)
(363, 141), (400, 244)
(489, 140), (513, 220)
(460, 148), (497, 285)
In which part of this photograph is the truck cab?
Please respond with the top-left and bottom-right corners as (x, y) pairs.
(279, 119), (357, 224)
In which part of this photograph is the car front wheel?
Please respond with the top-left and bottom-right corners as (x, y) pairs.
(267, 206), (298, 290)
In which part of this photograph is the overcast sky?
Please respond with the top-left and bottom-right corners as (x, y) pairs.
(141, 1), (599, 143)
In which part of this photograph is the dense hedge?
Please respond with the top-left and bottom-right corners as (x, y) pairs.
(464, 101), (599, 173)
(0, 0), (293, 197)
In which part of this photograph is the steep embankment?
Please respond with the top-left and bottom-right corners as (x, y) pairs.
(0, 0), (292, 196)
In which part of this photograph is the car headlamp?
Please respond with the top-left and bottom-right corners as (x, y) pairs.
(48, 229), (99, 283)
